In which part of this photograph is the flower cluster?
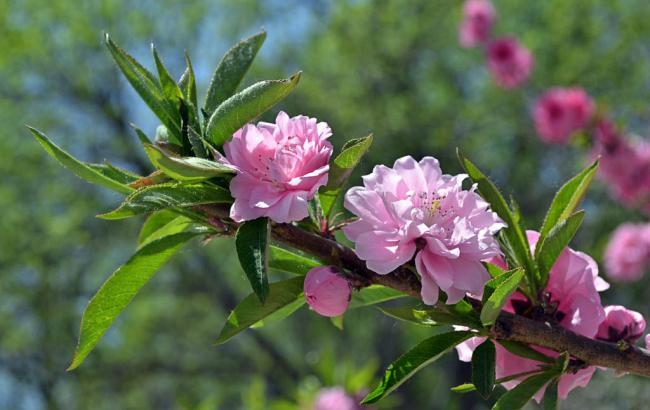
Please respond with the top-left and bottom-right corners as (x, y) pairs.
(459, 0), (534, 89)
(604, 222), (650, 282)
(458, 231), (611, 400)
(343, 156), (505, 305)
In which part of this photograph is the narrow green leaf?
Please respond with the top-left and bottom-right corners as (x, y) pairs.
(492, 371), (557, 410)
(104, 34), (182, 144)
(480, 268), (524, 326)
(268, 246), (320, 275)
(98, 183), (231, 220)
(539, 161), (598, 239)
(497, 341), (554, 364)
(472, 340), (496, 398)
(319, 134), (373, 216)
(152, 45), (182, 102)
(451, 383), (477, 393)
(205, 73), (302, 147)
(236, 218), (270, 303)
(482, 268), (519, 304)
(29, 127), (133, 194)
(535, 211), (585, 286)
(68, 232), (198, 370)
(543, 379), (559, 410)
(204, 30), (267, 116)
(178, 52), (198, 110)
(138, 212), (198, 248)
(87, 162), (140, 185)
(458, 151), (537, 292)
(377, 306), (440, 327)
(486, 262), (507, 278)
(330, 315), (344, 330)
(348, 285), (407, 309)
(215, 276), (304, 344)
(143, 143), (235, 181)
(250, 297), (306, 329)
(362, 331), (473, 404)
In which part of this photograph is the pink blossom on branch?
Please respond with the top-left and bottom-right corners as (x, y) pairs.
(457, 231), (608, 401)
(304, 266), (351, 317)
(604, 223), (650, 282)
(459, 0), (496, 48)
(343, 156), (505, 305)
(533, 87), (595, 144)
(596, 305), (646, 344)
(223, 111), (333, 223)
(486, 37), (534, 89)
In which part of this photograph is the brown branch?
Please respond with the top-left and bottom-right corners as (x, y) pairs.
(270, 222), (650, 378)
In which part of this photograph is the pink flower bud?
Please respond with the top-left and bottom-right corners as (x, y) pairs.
(304, 266), (351, 317)
(533, 87), (595, 144)
(459, 0), (496, 48)
(313, 387), (358, 410)
(486, 37), (534, 89)
(597, 305), (646, 344)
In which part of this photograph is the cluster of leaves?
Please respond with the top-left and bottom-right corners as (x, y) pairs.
(31, 29), (600, 409)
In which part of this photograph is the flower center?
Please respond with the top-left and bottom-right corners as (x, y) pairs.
(253, 136), (303, 187)
(413, 191), (449, 226)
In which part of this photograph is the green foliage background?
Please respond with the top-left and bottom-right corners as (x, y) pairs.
(2, 0), (650, 408)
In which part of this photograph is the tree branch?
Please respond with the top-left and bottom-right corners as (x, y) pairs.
(270, 222), (650, 378)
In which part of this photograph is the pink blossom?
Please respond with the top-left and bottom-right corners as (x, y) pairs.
(304, 266), (351, 317)
(313, 387), (358, 410)
(343, 156), (505, 305)
(459, 0), (496, 48)
(486, 37), (534, 89)
(646, 334), (650, 350)
(596, 305), (646, 344)
(223, 111), (333, 223)
(533, 88), (595, 144)
(604, 223), (650, 282)
(592, 120), (650, 212)
(457, 231), (608, 401)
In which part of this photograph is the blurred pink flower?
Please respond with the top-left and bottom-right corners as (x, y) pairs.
(459, 0), (496, 48)
(313, 387), (358, 410)
(304, 266), (351, 317)
(592, 120), (650, 212)
(533, 88), (595, 144)
(646, 334), (650, 350)
(596, 305), (646, 344)
(343, 156), (505, 305)
(457, 231), (608, 401)
(486, 37), (533, 89)
(604, 223), (650, 282)
(223, 111), (333, 223)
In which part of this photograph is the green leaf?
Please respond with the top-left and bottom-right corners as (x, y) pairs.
(143, 144), (235, 182)
(543, 379), (559, 410)
(179, 52), (198, 111)
(87, 162), (140, 185)
(319, 134), (373, 216)
(480, 268), (524, 326)
(98, 183), (231, 220)
(348, 285), (406, 309)
(268, 246), (320, 275)
(330, 315), (344, 330)
(472, 340), (496, 399)
(205, 73), (302, 147)
(204, 30), (267, 117)
(29, 127), (134, 194)
(236, 218), (270, 303)
(104, 34), (182, 145)
(535, 211), (585, 287)
(152, 45), (182, 103)
(67, 232), (198, 370)
(481, 267), (520, 304)
(138, 212), (198, 248)
(215, 276), (304, 344)
(486, 262), (507, 278)
(362, 331), (473, 404)
(538, 160), (598, 239)
(458, 151), (537, 292)
(497, 341), (554, 364)
(492, 371), (557, 410)
(251, 297), (306, 329)
(377, 306), (440, 327)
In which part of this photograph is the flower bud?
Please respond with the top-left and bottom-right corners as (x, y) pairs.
(596, 305), (646, 344)
(304, 266), (351, 317)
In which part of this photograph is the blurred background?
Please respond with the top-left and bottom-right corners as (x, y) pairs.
(2, 0), (650, 408)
